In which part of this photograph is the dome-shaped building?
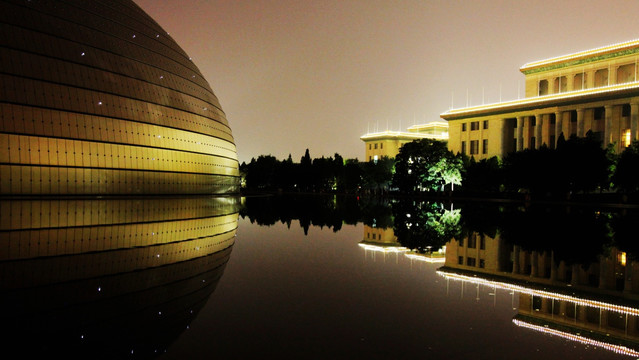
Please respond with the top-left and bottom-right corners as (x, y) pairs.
(0, 0), (239, 195)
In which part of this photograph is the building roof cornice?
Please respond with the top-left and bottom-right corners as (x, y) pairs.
(520, 39), (639, 75)
(360, 130), (448, 141)
(440, 81), (639, 120)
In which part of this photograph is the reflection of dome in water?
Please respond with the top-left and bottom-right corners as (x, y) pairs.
(0, 0), (239, 195)
(0, 196), (241, 358)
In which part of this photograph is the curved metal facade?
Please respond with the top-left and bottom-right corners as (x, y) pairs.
(0, 0), (239, 195)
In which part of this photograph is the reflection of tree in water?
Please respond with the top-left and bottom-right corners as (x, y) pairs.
(241, 195), (639, 267)
(497, 205), (613, 268)
(240, 195), (393, 235)
(392, 200), (461, 253)
(455, 202), (620, 269)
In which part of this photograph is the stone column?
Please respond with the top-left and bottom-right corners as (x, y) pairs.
(498, 118), (507, 158)
(604, 105), (613, 147)
(566, 74), (574, 92)
(577, 108), (585, 137)
(587, 70), (595, 89)
(571, 264), (580, 286)
(555, 111), (563, 146)
(535, 115), (543, 149)
(610, 65), (618, 85)
(517, 117), (524, 151)
(631, 103), (639, 142)
(512, 245), (520, 274)
(531, 251), (538, 277)
(550, 251), (557, 282)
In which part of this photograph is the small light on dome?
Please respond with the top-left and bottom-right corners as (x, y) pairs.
(81, 52), (85, 56)
(98, 101), (102, 105)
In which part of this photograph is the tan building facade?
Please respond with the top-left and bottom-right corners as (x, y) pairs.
(441, 39), (639, 160)
(360, 121), (448, 162)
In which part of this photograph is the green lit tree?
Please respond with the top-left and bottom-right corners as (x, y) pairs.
(392, 139), (462, 193)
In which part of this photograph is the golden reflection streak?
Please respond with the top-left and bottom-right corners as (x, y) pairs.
(437, 271), (639, 316)
(512, 319), (639, 357)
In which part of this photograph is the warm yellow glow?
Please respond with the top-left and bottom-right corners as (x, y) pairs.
(358, 243), (408, 253)
(619, 252), (627, 266)
(623, 130), (632, 148)
(437, 271), (639, 316)
(405, 253), (445, 263)
(513, 319), (639, 357)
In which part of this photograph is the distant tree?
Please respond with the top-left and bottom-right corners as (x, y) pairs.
(299, 149), (313, 191)
(462, 156), (502, 193)
(338, 158), (363, 193)
(244, 155), (279, 189)
(613, 140), (639, 193)
(557, 132), (611, 194)
(361, 156), (394, 194)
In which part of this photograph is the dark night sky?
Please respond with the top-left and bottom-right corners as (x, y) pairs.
(135, 0), (639, 164)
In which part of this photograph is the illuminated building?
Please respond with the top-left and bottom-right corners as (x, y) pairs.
(360, 121), (448, 162)
(441, 39), (639, 160)
(438, 233), (639, 356)
(0, 0), (239, 195)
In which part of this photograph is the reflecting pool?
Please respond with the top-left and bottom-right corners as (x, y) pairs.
(2, 194), (638, 359)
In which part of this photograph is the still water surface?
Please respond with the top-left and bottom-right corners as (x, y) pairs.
(1, 195), (637, 359)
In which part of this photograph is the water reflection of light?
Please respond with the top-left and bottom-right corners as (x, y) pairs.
(512, 318), (639, 357)
(437, 271), (639, 316)
(405, 253), (445, 263)
(358, 243), (408, 253)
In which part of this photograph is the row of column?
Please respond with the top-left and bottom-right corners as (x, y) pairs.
(540, 62), (637, 95)
(514, 103), (639, 151)
(511, 245), (634, 293)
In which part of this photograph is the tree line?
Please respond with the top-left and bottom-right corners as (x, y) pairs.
(240, 133), (639, 200)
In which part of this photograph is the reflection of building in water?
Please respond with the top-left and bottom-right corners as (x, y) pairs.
(0, 196), (240, 357)
(444, 232), (639, 294)
(360, 122), (449, 162)
(0, 0), (239, 195)
(359, 225), (446, 262)
(438, 232), (639, 356)
(359, 225), (408, 254)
